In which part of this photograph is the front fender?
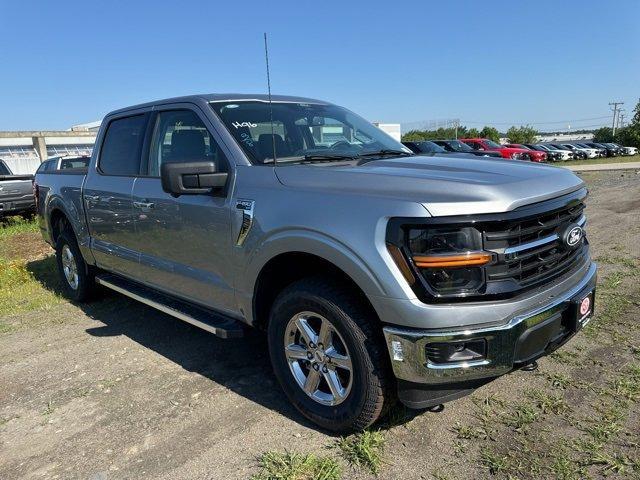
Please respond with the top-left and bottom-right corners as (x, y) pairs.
(236, 228), (389, 324)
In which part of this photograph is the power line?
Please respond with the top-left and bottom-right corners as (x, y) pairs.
(462, 115), (612, 126)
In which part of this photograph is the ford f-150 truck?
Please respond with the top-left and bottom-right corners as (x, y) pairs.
(0, 159), (35, 217)
(35, 94), (596, 432)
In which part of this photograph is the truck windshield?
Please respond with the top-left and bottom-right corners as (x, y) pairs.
(210, 101), (410, 164)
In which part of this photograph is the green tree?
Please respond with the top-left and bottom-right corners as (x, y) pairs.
(466, 128), (480, 138)
(593, 127), (614, 143)
(506, 125), (538, 144)
(479, 126), (501, 142)
(402, 130), (426, 141)
(615, 98), (640, 148)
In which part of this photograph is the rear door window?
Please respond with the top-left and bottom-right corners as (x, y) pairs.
(99, 115), (147, 176)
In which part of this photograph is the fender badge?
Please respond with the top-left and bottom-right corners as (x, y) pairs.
(236, 199), (255, 246)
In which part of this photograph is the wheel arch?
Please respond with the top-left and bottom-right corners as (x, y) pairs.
(245, 231), (387, 330)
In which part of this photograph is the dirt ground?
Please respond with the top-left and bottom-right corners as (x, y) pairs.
(1, 170), (639, 479)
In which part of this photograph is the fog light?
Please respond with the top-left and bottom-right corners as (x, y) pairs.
(425, 339), (487, 364)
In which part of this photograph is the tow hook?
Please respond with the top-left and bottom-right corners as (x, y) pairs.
(521, 360), (539, 372)
(426, 404), (445, 413)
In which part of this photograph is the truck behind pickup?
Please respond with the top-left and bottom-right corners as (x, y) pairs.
(0, 159), (35, 217)
(35, 94), (597, 432)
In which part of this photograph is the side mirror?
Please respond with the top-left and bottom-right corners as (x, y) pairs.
(160, 160), (228, 196)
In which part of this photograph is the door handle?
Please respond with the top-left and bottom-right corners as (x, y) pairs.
(133, 201), (155, 210)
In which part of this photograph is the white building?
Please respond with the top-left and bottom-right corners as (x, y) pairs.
(373, 123), (402, 142)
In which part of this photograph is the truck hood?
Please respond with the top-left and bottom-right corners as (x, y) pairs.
(274, 155), (585, 217)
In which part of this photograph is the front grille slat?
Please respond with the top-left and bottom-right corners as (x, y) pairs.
(484, 199), (587, 288)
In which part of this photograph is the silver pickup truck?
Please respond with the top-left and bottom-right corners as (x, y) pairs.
(0, 159), (35, 217)
(35, 94), (596, 432)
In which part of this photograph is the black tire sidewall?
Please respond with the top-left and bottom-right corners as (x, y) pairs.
(55, 230), (90, 302)
(268, 284), (382, 432)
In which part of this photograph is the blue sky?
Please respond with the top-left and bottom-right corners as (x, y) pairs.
(1, 0), (638, 131)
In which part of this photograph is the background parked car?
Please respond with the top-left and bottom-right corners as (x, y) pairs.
(560, 143), (599, 158)
(402, 141), (495, 159)
(522, 144), (565, 162)
(539, 144), (577, 160)
(608, 142), (637, 155)
(503, 144), (548, 162)
(431, 139), (503, 158)
(0, 159), (35, 218)
(460, 138), (533, 160)
(36, 155), (91, 173)
(546, 143), (586, 159)
(585, 142), (616, 157)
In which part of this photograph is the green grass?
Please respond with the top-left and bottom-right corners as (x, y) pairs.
(479, 447), (512, 475)
(0, 215), (38, 239)
(0, 216), (63, 324)
(251, 451), (341, 480)
(561, 154), (640, 166)
(336, 430), (386, 475)
(526, 389), (569, 415)
(0, 256), (63, 320)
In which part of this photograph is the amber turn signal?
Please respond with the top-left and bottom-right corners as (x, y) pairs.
(413, 252), (492, 268)
(386, 243), (416, 285)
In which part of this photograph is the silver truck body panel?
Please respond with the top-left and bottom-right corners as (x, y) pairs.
(0, 160), (35, 216)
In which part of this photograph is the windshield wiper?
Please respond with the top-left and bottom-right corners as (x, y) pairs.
(357, 149), (413, 159)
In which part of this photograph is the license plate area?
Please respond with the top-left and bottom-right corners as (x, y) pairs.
(566, 289), (595, 333)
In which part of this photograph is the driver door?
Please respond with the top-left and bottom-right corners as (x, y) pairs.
(129, 106), (236, 314)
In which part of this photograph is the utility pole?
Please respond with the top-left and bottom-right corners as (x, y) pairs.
(617, 110), (626, 130)
(609, 102), (624, 136)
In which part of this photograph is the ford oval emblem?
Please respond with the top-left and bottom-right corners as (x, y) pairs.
(564, 225), (583, 248)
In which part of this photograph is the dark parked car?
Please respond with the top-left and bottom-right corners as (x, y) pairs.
(584, 143), (616, 157)
(431, 139), (502, 158)
(522, 144), (562, 162)
(402, 141), (489, 159)
(546, 144), (586, 159)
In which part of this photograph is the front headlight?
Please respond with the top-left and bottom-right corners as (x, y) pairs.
(389, 226), (493, 297)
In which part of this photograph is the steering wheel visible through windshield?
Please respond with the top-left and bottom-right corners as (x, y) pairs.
(210, 101), (411, 164)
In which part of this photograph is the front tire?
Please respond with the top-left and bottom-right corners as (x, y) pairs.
(268, 276), (392, 432)
(55, 230), (96, 302)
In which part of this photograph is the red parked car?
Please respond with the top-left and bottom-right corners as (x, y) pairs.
(504, 144), (548, 162)
(460, 138), (541, 162)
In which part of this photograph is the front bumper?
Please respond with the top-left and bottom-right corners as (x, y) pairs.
(383, 262), (597, 391)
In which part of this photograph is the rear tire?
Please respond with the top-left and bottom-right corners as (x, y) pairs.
(268, 276), (392, 432)
(55, 230), (96, 302)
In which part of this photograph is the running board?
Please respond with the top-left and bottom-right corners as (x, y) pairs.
(95, 274), (244, 339)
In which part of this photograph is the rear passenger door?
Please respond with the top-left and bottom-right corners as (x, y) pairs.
(84, 113), (149, 277)
(129, 106), (236, 314)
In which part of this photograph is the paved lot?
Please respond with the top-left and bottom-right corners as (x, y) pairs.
(1, 170), (639, 479)
(564, 162), (640, 172)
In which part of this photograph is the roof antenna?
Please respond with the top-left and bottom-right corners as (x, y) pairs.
(264, 32), (277, 165)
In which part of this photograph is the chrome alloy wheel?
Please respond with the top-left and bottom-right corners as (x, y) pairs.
(284, 311), (353, 406)
(61, 244), (79, 290)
